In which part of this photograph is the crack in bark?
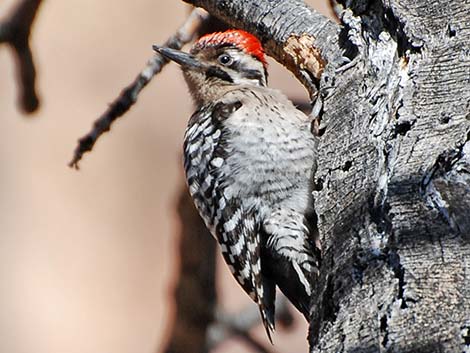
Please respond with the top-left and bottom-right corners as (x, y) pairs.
(337, 22), (359, 61)
(423, 180), (460, 234)
(321, 275), (339, 324)
(379, 314), (389, 347)
(461, 325), (470, 348)
(386, 248), (412, 309)
(338, 0), (423, 58)
(421, 148), (465, 189)
(342, 160), (353, 172)
(368, 194), (392, 235)
(393, 119), (415, 137)
(419, 134), (470, 234)
(381, 7), (422, 56)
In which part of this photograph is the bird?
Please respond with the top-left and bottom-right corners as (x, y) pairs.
(154, 29), (320, 341)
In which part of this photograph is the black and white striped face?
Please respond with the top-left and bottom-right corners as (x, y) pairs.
(154, 43), (268, 105)
(207, 47), (267, 86)
(191, 44), (268, 87)
(178, 45), (267, 105)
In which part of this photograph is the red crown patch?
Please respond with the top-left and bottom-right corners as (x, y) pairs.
(193, 30), (267, 68)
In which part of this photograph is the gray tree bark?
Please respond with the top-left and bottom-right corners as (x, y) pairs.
(184, 0), (470, 352)
(309, 1), (470, 352)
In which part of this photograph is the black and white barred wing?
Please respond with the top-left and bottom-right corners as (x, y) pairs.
(183, 101), (274, 338)
(215, 200), (275, 338)
(183, 101), (240, 231)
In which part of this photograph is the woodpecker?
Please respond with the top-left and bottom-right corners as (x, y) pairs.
(154, 30), (320, 341)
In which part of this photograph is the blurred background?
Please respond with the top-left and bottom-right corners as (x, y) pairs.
(0, 1), (331, 352)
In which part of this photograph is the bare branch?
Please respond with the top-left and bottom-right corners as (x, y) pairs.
(161, 186), (217, 353)
(0, 0), (43, 113)
(68, 8), (210, 169)
(328, 0), (342, 22)
(182, 0), (342, 97)
(206, 297), (294, 352)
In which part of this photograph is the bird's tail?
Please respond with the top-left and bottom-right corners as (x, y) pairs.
(259, 303), (275, 344)
(258, 275), (276, 344)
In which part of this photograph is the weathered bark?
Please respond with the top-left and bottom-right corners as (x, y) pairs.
(310, 1), (470, 351)
(182, 0), (470, 352)
(184, 0), (342, 97)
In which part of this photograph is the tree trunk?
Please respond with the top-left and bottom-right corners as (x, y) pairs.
(183, 0), (470, 351)
(310, 0), (470, 351)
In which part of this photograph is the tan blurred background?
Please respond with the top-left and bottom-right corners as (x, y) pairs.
(0, 1), (331, 352)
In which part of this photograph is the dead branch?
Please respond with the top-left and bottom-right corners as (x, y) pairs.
(0, 0), (43, 113)
(162, 185), (217, 353)
(68, 8), (209, 169)
(206, 296), (294, 353)
(328, 0), (342, 22)
(182, 0), (341, 98)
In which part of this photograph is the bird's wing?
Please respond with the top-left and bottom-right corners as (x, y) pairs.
(183, 99), (275, 339)
(215, 199), (275, 340)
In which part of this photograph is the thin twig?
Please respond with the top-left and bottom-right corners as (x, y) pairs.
(328, 0), (342, 22)
(206, 296), (294, 352)
(0, 0), (43, 113)
(237, 334), (272, 353)
(68, 8), (210, 169)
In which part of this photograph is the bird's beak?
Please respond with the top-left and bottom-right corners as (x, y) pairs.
(153, 45), (204, 70)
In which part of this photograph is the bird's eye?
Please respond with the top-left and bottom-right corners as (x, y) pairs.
(218, 54), (233, 66)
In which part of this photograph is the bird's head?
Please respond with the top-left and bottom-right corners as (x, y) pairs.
(154, 30), (268, 105)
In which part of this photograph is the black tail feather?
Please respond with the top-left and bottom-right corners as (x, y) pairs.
(259, 275), (276, 343)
